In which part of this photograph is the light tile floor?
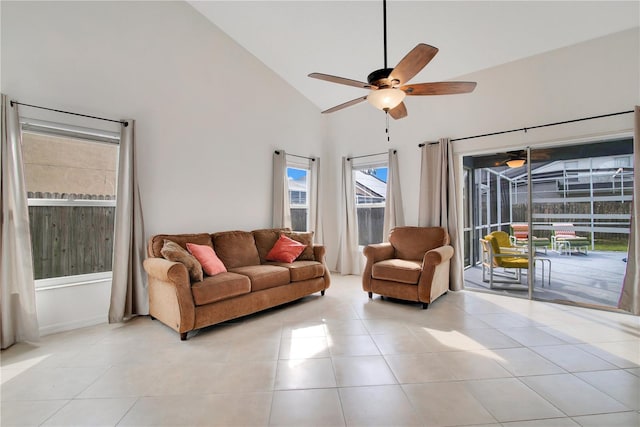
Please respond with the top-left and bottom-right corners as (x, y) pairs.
(1, 274), (639, 426)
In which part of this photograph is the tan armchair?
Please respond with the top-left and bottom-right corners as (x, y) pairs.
(362, 226), (454, 309)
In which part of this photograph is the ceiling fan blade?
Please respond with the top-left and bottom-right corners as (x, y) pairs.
(389, 43), (439, 85)
(321, 96), (368, 114)
(388, 102), (407, 120)
(401, 81), (477, 96)
(308, 73), (373, 89)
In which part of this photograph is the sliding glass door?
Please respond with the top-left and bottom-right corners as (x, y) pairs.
(463, 138), (633, 309)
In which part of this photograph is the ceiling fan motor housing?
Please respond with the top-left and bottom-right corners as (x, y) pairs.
(367, 68), (399, 88)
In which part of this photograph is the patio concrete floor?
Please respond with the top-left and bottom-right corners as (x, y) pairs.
(464, 249), (628, 308)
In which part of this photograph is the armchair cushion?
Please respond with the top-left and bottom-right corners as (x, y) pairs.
(372, 259), (422, 284)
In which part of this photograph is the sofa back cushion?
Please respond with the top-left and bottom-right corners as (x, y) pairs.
(389, 227), (450, 261)
(148, 233), (213, 258)
(212, 230), (261, 269)
(253, 228), (289, 264)
(283, 231), (315, 261)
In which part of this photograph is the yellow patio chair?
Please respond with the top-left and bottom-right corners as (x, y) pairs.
(481, 232), (550, 289)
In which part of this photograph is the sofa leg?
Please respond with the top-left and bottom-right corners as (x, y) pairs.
(180, 332), (188, 341)
(422, 303), (429, 310)
(321, 290), (325, 296)
(368, 292), (373, 298)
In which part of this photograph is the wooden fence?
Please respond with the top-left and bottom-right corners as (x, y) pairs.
(28, 192), (115, 280)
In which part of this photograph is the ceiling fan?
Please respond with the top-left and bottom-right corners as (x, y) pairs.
(493, 150), (552, 168)
(308, 0), (477, 120)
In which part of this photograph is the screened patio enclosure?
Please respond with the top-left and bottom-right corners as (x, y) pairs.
(463, 138), (634, 309)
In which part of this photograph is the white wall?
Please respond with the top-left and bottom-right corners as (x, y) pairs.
(323, 28), (639, 269)
(1, 0), (325, 334)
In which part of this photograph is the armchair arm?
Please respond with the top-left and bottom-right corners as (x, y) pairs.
(423, 245), (454, 266)
(362, 243), (395, 292)
(363, 243), (394, 263)
(418, 245), (454, 303)
(143, 257), (195, 333)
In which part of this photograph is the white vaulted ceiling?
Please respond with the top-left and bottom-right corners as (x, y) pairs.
(189, 1), (639, 113)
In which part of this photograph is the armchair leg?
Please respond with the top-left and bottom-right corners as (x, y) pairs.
(368, 292), (373, 299)
(422, 303), (429, 310)
(180, 332), (188, 341)
(321, 290), (325, 296)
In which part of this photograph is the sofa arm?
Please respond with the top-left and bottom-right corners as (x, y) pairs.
(143, 258), (195, 335)
(313, 245), (326, 262)
(418, 245), (454, 303)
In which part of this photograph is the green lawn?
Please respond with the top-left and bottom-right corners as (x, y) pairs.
(593, 240), (629, 252)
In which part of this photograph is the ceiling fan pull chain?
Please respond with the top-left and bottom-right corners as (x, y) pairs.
(386, 111), (390, 142)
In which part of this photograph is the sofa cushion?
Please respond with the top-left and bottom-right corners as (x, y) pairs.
(372, 259), (422, 284)
(283, 231), (315, 261)
(389, 227), (449, 261)
(266, 235), (306, 263)
(267, 260), (324, 282)
(212, 231), (261, 269)
(253, 228), (289, 264)
(160, 239), (203, 282)
(148, 233), (212, 258)
(229, 265), (290, 292)
(191, 272), (251, 306)
(186, 243), (227, 276)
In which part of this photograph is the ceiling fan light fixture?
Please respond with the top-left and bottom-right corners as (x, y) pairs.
(506, 158), (526, 168)
(367, 88), (406, 111)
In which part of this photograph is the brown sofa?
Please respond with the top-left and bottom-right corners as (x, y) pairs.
(143, 228), (330, 340)
(362, 226), (453, 309)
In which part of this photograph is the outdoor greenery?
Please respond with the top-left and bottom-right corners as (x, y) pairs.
(593, 239), (629, 252)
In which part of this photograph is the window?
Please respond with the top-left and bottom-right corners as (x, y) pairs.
(22, 121), (119, 287)
(354, 165), (387, 246)
(287, 166), (309, 232)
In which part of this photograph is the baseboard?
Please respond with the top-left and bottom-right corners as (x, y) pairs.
(39, 315), (107, 336)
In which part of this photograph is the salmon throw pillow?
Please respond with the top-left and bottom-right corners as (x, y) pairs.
(266, 234), (306, 263)
(186, 243), (227, 276)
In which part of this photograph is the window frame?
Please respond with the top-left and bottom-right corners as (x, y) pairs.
(286, 157), (311, 232)
(21, 118), (120, 289)
(351, 157), (388, 247)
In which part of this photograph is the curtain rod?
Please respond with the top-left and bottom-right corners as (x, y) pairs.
(274, 150), (315, 161)
(10, 100), (128, 127)
(417, 109), (634, 147)
(347, 150), (395, 161)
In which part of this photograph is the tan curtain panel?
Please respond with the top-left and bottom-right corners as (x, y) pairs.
(619, 106), (640, 314)
(418, 138), (464, 291)
(382, 149), (405, 241)
(109, 120), (148, 322)
(272, 150), (291, 229)
(1, 94), (40, 348)
(336, 157), (361, 274)
(309, 157), (323, 243)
